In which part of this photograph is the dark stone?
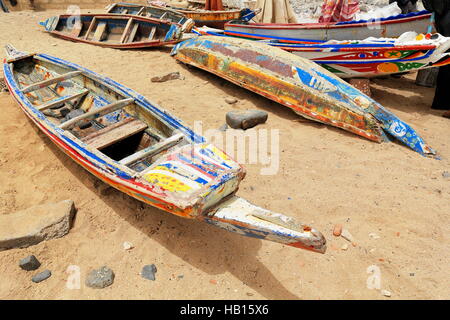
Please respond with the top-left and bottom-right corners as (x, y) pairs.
(226, 110), (268, 130)
(32, 270), (51, 283)
(85, 266), (115, 289)
(141, 264), (157, 281)
(19, 255), (41, 271)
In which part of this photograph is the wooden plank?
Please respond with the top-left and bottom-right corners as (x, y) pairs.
(59, 98), (134, 130)
(84, 17), (97, 40)
(120, 133), (184, 166)
(92, 21), (107, 42)
(84, 119), (148, 150)
(21, 71), (82, 94)
(71, 23), (83, 37)
(37, 89), (89, 112)
(149, 26), (157, 40)
(120, 18), (134, 43)
(127, 23), (139, 43)
(136, 7), (145, 16)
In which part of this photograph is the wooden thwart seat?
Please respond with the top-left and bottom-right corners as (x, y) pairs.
(37, 89), (89, 112)
(59, 98), (134, 130)
(82, 118), (148, 150)
(21, 71), (82, 94)
(119, 132), (184, 166)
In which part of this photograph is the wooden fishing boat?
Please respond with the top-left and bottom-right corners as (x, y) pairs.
(105, 2), (194, 31)
(225, 10), (433, 42)
(195, 27), (450, 78)
(2, 45), (326, 253)
(39, 14), (183, 49)
(171, 36), (435, 155)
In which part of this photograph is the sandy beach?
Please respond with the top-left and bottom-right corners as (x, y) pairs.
(0, 9), (449, 299)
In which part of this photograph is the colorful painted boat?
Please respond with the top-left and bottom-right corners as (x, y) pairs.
(39, 14), (183, 49)
(225, 10), (433, 42)
(194, 27), (450, 78)
(105, 2), (195, 32)
(171, 36), (435, 156)
(2, 45), (326, 253)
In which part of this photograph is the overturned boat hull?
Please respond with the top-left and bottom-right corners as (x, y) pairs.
(40, 14), (183, 49)
(171, 36), (435, 155)
(2, 45), (326, 253)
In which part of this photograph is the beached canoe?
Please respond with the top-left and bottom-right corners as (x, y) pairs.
(225, 10), (433, 42)
(105, 2), (195, 32)
(2, 45), (326, 253)
(39, 14), (183, 49)
(171, 36), (435, 156)
(195, 27), (450, 78)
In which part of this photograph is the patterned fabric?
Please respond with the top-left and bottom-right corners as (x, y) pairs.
(319, 0), (360, 23)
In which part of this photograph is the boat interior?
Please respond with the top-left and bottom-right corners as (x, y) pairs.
(11, 56), (188, 173)
(54, 15), (172, 44)
(108, 4), (187, 24)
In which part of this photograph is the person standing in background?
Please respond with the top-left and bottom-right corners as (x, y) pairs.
(389, 0), (418, 14)
(422, 0), (450, 117)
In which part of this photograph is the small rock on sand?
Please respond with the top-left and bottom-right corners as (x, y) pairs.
(141, 264), (157, 281)
(226, 110), (268, 130)
(341, 244), (349, 251)
(19, 255), (41, 271)
(123, 241), (134, 250)
(0, 200), (76, 251)
(333, 224), (342, 237)
(381, 289), (392, 297)
(32, 270), (51, 283)
(341, 229), (354, 242)
(442, 171), (450, 179)
(86, 266), (115, 289)
(225, 97), (238, 104)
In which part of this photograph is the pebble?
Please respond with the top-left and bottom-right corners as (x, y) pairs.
(381, 289), (392, 297)
(85, 266), (115, 289)
(32, 270), (51, 283)
(123, 241), (134, 250)
(141, 264), (157, 281)
(333, 224), (342, 237)
(341, 244), (349, 251)
(226, 110), (268, 130)
(19, 255), (41, 271)
(218, 123), (228, 131)
(225, 97), (238, 104)
(341, 229), (354, 242)
(442, 171), (450, 179)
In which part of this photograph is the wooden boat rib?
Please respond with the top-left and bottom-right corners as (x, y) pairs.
(2, 45), (326, 253)
(195, 27), (450, 78)
(39, 14), (183, 49)
(105, 2), (195, 32)
(171, 36), (435, 156)
(225, 10), (433, 42)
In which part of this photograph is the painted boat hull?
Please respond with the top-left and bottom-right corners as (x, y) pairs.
(3, 46), (326, 253)
(171, 36), (435, 155)
(40, 14), (183, 49)
(195, 28), (450, 78)
(225, 10), (433, 42)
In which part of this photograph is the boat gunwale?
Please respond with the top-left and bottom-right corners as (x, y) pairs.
(225, 12), (432, 30)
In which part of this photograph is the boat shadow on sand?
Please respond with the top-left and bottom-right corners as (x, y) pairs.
(32, 116), (301, 300)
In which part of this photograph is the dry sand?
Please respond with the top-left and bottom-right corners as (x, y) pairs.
(0, 10), (449, 300)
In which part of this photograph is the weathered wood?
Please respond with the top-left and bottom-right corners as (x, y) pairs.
(128, 23), (139, 43)
(71, 23), (83, 37)
(149, 26), (157, 40)
(120, 18), (134, 43)
(37, 89), (89, 112)
(92, 21), (107, 42)
(120, 132), (184, 166)
(59, 97), (134, 130)
(136, 7), (145, 16)
(84, 17), (97, 40)
(83, 118), (148, 150)
(21, 71), (82, 94)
